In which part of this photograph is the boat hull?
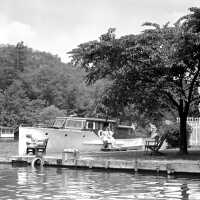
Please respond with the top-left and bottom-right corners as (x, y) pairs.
(19, 127), (146, 155)
(19, 127), (103, 155)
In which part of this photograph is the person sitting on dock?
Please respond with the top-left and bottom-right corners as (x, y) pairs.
(105, 126), (115, 145)
(26, 134), (49, 155)
(150, 123), (159, 142)
(100, 123), (116, 149)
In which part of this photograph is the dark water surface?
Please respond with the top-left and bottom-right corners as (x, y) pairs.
(0, 165), (200, 200)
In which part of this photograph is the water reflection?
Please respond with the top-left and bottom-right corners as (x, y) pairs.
(0, 165), (200, 199)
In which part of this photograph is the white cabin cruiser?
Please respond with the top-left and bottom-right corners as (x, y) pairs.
(19, 117), (145, 155)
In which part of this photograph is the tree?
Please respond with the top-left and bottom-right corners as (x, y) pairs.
(15, 41), (27, 72)
(0, 80), (45, 126)
(69, 8), (200, 154)
(69, 28), (171, 122)
(0, 45), (17, 90)
(39, 105), (65, 124)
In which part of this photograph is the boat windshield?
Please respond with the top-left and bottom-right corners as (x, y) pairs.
(53, 118), (66, 128)
(65, 119), (83, 129)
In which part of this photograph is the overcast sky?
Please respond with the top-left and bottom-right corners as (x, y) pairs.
(0, 0), (199, 62)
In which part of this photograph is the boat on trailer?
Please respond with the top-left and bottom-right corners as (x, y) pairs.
(18, 116), (145, 155)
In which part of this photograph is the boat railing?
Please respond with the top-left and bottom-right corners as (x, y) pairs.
(20, 123), (51, 128)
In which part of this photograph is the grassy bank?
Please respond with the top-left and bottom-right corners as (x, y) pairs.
(82, 148), (200, 161)
(1, 139), (200, 162)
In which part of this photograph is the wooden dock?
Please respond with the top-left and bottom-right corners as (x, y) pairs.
(6, 151), (200, 175)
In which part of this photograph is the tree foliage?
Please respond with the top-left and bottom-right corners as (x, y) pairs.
(69, 7), (200, 154)
(39, 105), (65, 124)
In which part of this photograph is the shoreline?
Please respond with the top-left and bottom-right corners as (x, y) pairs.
(1, 149), (200, 175)
(1, 140), (200, 175)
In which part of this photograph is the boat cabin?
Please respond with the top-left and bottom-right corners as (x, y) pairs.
(51, 117), (136, 139)
(18, 116), (143, 155)
(52, 117), (116, 132)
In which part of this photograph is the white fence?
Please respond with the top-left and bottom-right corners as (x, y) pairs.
(183, 118), (200, 146)
(0, 126), (15, 138)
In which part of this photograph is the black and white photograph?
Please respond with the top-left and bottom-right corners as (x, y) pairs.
(0, 0), (200, 199)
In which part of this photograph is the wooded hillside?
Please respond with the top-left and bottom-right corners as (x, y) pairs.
(0, 42), (109, 127)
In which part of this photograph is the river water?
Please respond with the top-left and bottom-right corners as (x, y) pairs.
(0, 165), (200, 200)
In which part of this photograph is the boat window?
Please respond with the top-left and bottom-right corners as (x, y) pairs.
(92, 122), (102, 130)
(114, 126), (135, 139)
(53, 119), (66, 128)
(65, 119), (83, 129)
(93, 121), (115, 131)
(86, 121), (94, 129)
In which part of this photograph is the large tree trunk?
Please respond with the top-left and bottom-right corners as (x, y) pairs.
(179, 115), (188, 154)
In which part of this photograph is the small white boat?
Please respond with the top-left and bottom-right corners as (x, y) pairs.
(18, 117), (146, 155)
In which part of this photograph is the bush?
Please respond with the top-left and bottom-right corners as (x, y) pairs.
(163, 123), (192, 148)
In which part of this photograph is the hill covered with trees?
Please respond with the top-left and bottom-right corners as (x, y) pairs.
(0, 42), (109, 127)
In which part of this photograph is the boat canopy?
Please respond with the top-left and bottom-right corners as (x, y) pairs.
(52, 117), (116, 131)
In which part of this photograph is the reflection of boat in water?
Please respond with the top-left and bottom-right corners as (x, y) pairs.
(19, 117), (145, 155)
